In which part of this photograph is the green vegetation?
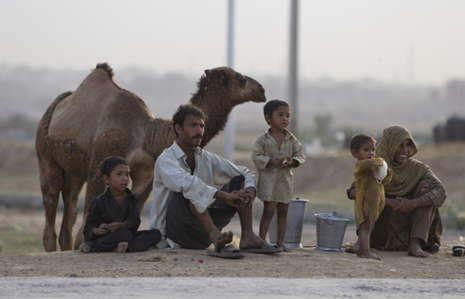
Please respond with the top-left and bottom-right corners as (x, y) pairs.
(0, 228), (43, 255)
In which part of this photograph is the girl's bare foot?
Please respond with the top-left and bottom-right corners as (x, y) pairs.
(79, 242), (90, 253)
(113, 242), (129, 253)
(358, 250), (381, 260)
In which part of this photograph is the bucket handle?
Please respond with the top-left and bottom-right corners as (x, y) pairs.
(322, 211), (338, 220)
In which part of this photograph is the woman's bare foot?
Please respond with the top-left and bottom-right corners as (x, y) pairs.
(113, 242), (129, 253)
(358, 250), (381, 260)
(408, 239), (430, 258)
(277, 242), (292, 252)
(79, 242), (90, 253)
(212, 231), (233, 253)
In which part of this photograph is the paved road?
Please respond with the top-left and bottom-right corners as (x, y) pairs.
(1, 277), (464, 298)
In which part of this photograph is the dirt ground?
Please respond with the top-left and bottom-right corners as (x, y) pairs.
(1, 208), (464, 279)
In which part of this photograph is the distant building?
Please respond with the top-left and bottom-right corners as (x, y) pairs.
(446, 80), (465, 117)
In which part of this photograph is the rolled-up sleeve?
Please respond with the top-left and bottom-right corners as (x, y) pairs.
(252, 135), (270, 170)
(423, 169), (447, 207)
(156, 155), (218, 214)
(291, 138), (306, 166)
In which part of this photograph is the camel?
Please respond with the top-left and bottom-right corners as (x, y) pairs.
(36, 63), (266, 252)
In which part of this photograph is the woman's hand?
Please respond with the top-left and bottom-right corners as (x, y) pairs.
(385, 197), (401, 209)
(392, 197), (416, 214)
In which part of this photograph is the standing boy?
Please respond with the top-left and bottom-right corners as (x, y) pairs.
(252, 99), (306, 252)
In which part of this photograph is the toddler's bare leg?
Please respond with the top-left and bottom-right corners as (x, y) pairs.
(276, 202), (291, 252)
(259, 201), (276, 241)
(358, 197), (380, 260)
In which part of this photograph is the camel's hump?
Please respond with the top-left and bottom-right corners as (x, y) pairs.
(95, 63), (114, 79)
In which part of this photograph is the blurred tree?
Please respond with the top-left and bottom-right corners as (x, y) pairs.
(314, 113), (333, 146)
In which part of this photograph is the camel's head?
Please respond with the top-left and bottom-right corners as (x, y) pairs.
(201, 67), (266, 107)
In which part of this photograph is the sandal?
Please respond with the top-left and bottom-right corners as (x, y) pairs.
(452, 246), (465, 257)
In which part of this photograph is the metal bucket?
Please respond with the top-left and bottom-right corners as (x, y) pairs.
(269, 198), (308, 249)
(314, 212), (348, 251)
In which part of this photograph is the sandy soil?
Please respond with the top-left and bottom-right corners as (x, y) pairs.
(1, 208), (464, 279)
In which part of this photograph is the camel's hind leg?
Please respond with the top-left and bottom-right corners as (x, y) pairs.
(38, 160), (63, 252)
(59, 173), (85, 251)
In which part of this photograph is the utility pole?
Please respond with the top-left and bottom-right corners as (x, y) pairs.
(288, 0), (299, 135)
(224, 0), (235, 161)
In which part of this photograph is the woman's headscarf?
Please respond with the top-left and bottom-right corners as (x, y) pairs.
(375, 125), (429, 197)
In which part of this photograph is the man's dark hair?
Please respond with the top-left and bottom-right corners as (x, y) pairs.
(349, 133), (377, 151)
(100, 156), (129, 178)
(263, 99), (290, 124)
(172, 104), (206, 136)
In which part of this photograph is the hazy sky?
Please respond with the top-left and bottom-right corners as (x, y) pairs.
(2, 0), (465, 84)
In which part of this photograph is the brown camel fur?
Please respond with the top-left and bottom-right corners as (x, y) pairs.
(36, 63), (266, 251)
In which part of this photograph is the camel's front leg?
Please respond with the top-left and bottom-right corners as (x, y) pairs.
(59, 173), (85, 251)
(39, 160), (63, 252)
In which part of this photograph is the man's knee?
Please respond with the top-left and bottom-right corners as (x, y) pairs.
(224, 175), (245, 192)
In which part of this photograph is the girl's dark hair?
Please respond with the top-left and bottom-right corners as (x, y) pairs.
(349, 133), (377, 151)
(100, 156), (129, 177)
(172, 104), (206, 136)
(263, 99), (290, 122)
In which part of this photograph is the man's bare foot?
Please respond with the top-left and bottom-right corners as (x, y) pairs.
(277, 242), (292, 252)
(79, 242), (90, 253)
(239, 232), (265, 250)
(408, 239), (430, 258)
(358, 250), (381, 260)
(113, 242), (129, 253)
(212, 231), (233, 253)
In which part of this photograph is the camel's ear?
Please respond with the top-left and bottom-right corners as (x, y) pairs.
(220, 69), (229, 85)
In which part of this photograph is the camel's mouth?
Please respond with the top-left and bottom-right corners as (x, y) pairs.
(254, 93), (266, 103)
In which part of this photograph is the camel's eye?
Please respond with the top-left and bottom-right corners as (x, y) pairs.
(239, 78), (247, 88)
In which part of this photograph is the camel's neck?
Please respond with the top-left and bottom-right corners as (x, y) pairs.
(143, 118), (177, 159)
(190, 92), (233, 148)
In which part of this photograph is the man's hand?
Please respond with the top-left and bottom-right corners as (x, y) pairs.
(238, 187), (256, 206)
(220, 191), (243, 208)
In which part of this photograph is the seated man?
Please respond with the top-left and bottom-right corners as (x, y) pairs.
(149, 104), (281, 258)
